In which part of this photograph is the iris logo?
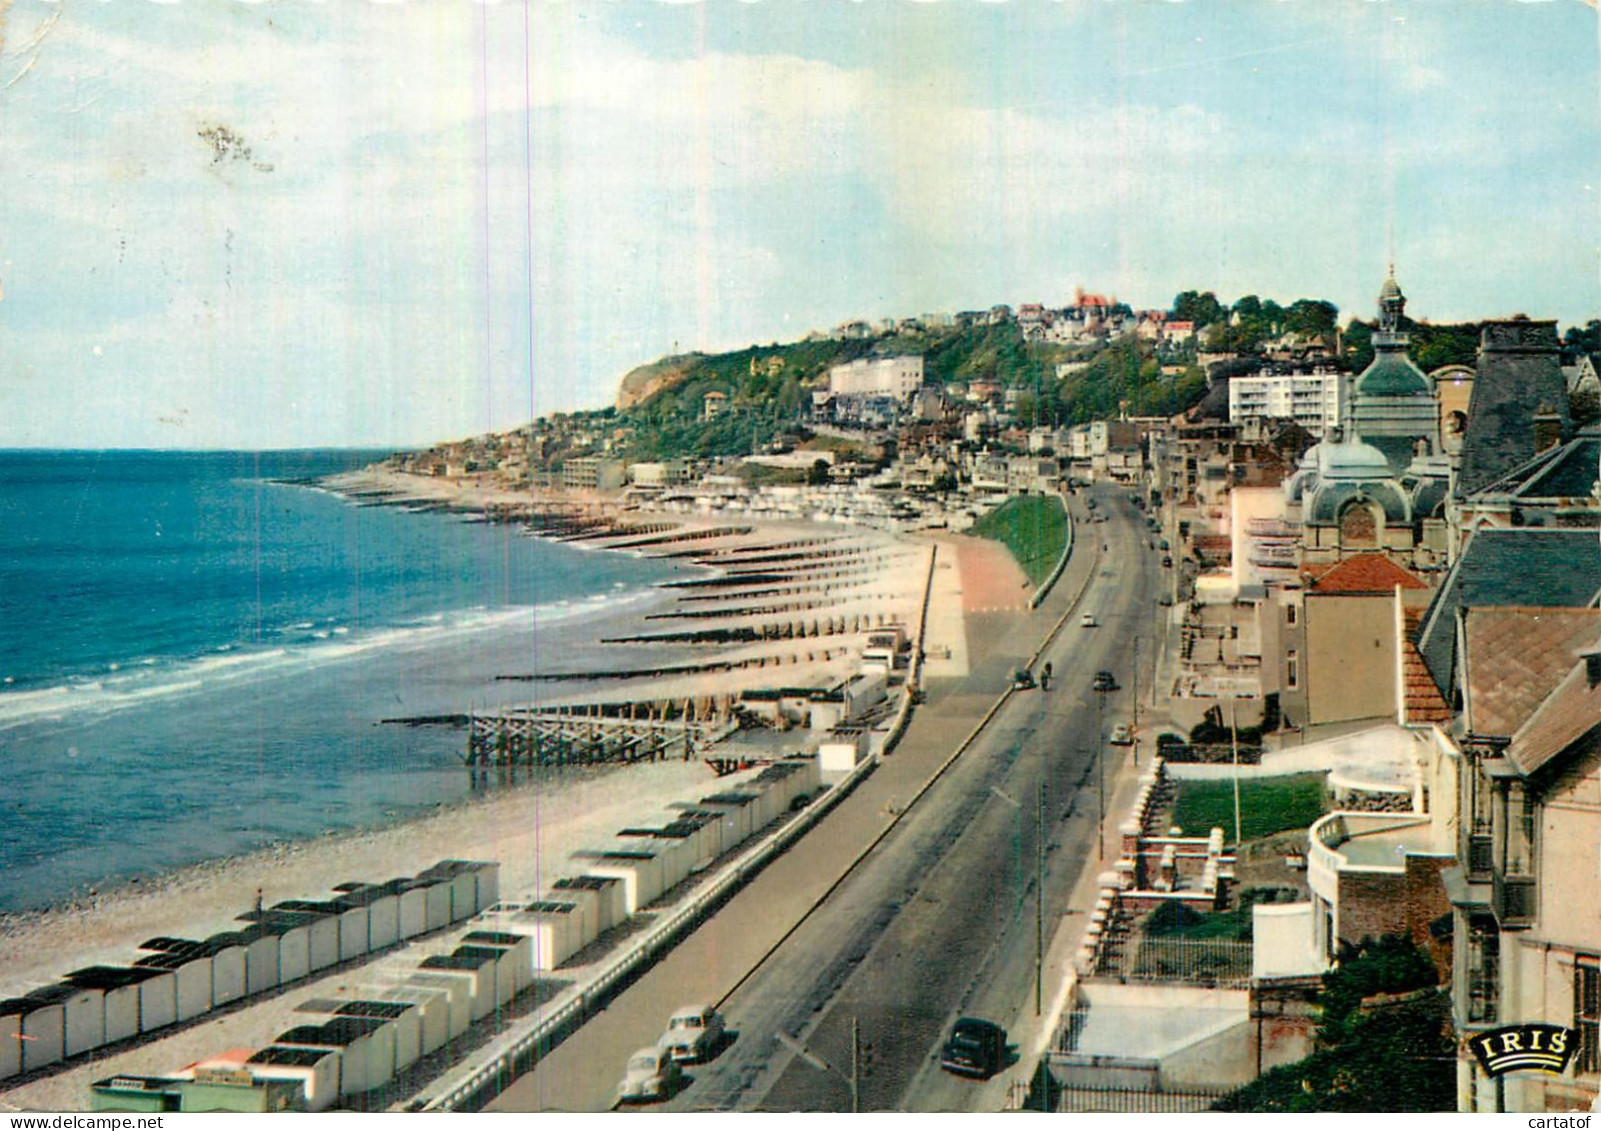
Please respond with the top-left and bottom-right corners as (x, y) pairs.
(1467, 1024), (1578, 1077)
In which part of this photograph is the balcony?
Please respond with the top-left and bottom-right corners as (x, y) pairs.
(1466, 832), (1493, 880)
(1493, 871), (1536, 929)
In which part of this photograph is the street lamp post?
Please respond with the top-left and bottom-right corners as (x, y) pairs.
(992, 785), (1045, 1016)
(1229, 694), (1242, 848)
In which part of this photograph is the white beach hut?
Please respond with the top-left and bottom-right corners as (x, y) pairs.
(246, 1045), (342, 1112)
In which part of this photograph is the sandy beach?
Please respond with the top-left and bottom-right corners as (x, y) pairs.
(0, 470), (1030, 1110)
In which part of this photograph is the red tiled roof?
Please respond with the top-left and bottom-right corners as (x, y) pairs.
(1508, 658), (1601, 776)
(1310, 553), (1428, 594)
(1463, 607), (1601, 738)
(1401, 607), (1453, 724)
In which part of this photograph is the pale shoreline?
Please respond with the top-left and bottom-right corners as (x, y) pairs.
(0, 469), (1028, 1104)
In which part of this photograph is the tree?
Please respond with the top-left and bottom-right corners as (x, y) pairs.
(1173, 290), (1226, 327)
(1284, 299), (1339, 339)
(806, 458), (830, 486)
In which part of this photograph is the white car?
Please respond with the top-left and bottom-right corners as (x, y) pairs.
(1080, 613), (1098, 628)
(660, 1003), (726, 1063)
(617, 1046), (684, 1103)
(1110, 724), (1134, 746)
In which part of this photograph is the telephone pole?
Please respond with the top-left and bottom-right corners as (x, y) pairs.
(1036, 781), (1045, 1016)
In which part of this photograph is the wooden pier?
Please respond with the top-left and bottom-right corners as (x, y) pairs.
(466, 699), (737, 766)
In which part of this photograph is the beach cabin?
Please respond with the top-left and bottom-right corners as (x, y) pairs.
(132, 951), (214, 1023)
(276, 1017), (395, 1098)
(66, 967), (148, 1044)
(460, 931), (534, 997)
(191, 935), (246, 1009)
(451, 944), (517, 1009)
(398, 973), (471, 1041)
(332, 883), (401, 951)
(668, 807), (739, 861)
(571, 847), (666, 914)
(355, 982), (447, 1057)
(385, 879), (429, 939)
(550, 875), (626, 935)
(344, 991), (431, 1065)
(211, 927), (280, 997)
(414, 875), (454, 932)
(415, 863), (475, 925)
(700, 792), (761, 845)
(532, 888), (599, 944)
(24, 983), (103, 1059)
(1, 999), (23, 1082)
(294, 998), (422, 1078)
(254, 906), (339, 973)
(513, 902), (586, 971)
(3, 995), (63, 1072)
(416, 951), (498, 1022)
(246, 1045), (342, 1112)
(237, 910), (312, 984)
(616, 828), (694, 894)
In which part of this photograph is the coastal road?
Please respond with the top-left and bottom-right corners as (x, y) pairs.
(662, 484), (1159, 1112)
(487, 484), (1158, 1113)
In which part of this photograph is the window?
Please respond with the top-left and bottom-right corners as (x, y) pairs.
(1286, 650), (1299, 690)
(1578, 955), (1600, 1075)
(1286, 603), (1298, 626)
(1467, 917), (1499, 1024)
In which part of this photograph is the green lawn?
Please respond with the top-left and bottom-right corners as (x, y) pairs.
(969, 495), (1068, 587)
(1170, 773), (1328, 847)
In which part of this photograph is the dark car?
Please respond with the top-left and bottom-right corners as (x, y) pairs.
(940, 1017), (1008, 1078)
(1092, 670), (1118, 692)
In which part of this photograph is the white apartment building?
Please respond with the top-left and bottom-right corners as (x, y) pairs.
(828, 355), (925, 401)
(1227, 368), (1347, 438)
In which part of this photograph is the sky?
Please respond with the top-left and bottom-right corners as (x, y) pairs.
(2, 1), (1601, 450)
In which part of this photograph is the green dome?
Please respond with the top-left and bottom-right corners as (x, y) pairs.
(1357, 348), (1431, 397)
(1319, 436), (1392, 479)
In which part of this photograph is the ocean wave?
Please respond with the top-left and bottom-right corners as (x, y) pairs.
(0, 586), (665, 732)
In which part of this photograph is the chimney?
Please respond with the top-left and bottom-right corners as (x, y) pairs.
(1534, 403), (1563, 454)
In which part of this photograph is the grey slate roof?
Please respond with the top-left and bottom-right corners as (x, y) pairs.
(1456, 321), (1571, 497)
(1468, 428), (1601, 501)
(1414, 527), (1601, 697)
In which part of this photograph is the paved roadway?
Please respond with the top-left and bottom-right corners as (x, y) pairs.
(488, 484), (1158, 1113)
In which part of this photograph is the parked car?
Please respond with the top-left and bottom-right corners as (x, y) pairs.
(1161, 555), (1173, 568)
(617, 1046), (684, 1103)
(1011, 667), (1036, 690)
(1080, 613), (1098, 628)
(1092, 670), (1118, 692)
(1110, 724), (1134, 745)
(1158, 594), (1174, 607)
(939, 1017), (1008, 1078)
(659, 1004), (726, 1063)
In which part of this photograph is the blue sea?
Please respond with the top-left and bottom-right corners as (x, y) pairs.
(0, 450), (688, 913)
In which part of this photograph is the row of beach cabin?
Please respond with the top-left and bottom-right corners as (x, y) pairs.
(87, 759), (820, 1112)
(2, 859), (497, 1086)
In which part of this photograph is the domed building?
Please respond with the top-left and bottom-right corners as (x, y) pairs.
(1296, 430), (1414, 557)
(1347, 272), (1442, 474)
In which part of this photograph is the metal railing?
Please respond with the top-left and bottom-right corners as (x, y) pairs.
(1052, 1081), (1229, 1113)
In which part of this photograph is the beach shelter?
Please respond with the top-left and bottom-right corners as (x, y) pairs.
(397, 972), (471, 1041)
(384, 879), (428, 939)
(334, 1000), (421, 1074)
(460, 932), (534, 998)
(3, 995), (63, 1072)
(551, 874), (626, 935)
(66, 967), (150, 1043)
(131, 951), (214, 1023)
(0, 999), (23, 1082)
(195, 936), (246, 1008)
(416, 951), (497, 1021)
(245, 1045), (341, 1112)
